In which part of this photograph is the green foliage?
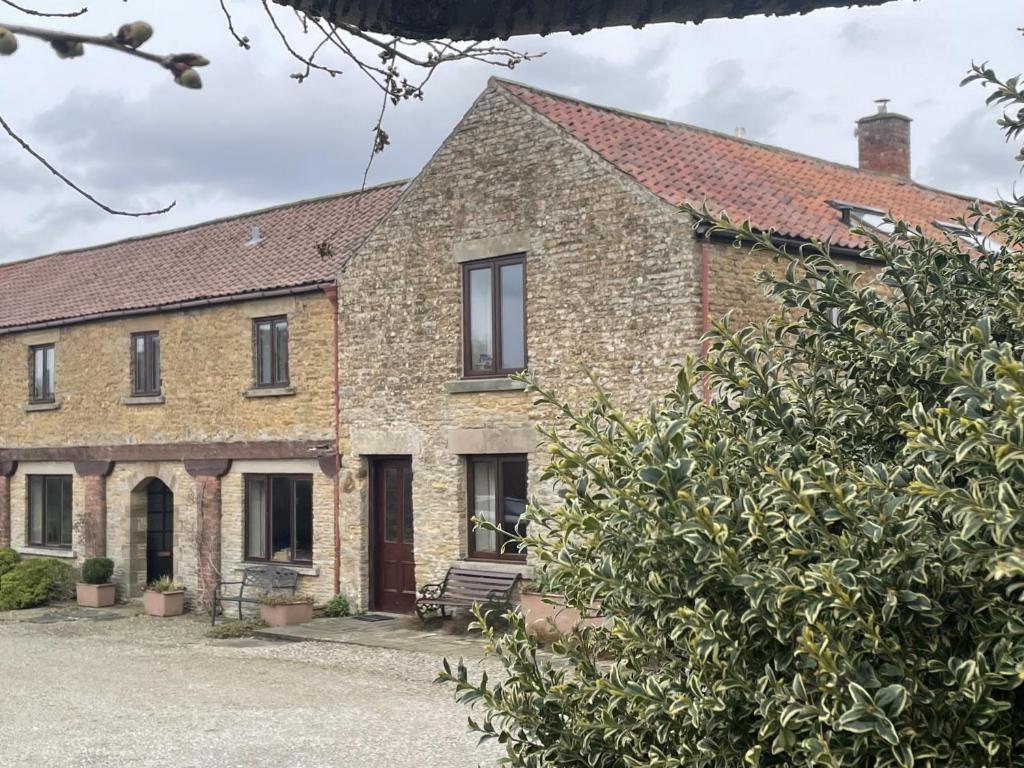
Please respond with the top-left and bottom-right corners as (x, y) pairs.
(442, 59), (1024, 767)
(0, 548), (17, 579)
(325, 593), (351, 617)
(79, 557), (114, 585)
(0, 557), (73, 611)
(146, 576), (183, 593)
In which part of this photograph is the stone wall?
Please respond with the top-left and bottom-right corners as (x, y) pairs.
(705, 239), (883, 330)
(0, 293), (335, 448)
(336, 83), (704, 608)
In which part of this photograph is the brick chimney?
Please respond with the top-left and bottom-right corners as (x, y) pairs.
(856, 99), (912, 177)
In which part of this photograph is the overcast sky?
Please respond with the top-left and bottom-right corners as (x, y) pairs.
(0, 0), (1020, 263)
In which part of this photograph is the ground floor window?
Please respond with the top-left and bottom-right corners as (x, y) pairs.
(467, 455), (527, 560)
(27, 475), (72, 549)
(244, 475), (313, 563)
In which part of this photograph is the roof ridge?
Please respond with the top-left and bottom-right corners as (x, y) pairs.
(0, 180), (409, 271)
(489, 76), (986, 206)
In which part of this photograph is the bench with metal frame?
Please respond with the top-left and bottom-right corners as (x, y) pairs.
(211, 564), (299, 625)
(416, 566), (521, 620)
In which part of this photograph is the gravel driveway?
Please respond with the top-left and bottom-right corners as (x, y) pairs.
(0, 609), (501, 768)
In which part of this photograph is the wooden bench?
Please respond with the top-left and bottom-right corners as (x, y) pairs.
(416, 567), (521, 619)
(211, 564), (299, 625)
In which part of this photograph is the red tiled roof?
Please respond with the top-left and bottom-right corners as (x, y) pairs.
(498, 80), (982, 250)
(0, 182), (405, 332)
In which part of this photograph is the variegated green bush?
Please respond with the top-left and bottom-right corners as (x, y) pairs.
(441, 59), (1024, 767)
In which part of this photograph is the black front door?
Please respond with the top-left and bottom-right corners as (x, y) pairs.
(146, 480), (173, 582)
(372, 459), (416, 612)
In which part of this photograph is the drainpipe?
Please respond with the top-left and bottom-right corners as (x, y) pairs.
(323, 285), (342, 596)
(700, 241), (711, 404)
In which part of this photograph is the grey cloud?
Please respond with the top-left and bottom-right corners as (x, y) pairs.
(673, 59), (799, 140)
(919, 106), (1019, 198)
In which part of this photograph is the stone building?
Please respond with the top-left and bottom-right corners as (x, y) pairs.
(334, 80), (987, 612)
(0, 79), (986, 612)
(0, 184), (403, 604)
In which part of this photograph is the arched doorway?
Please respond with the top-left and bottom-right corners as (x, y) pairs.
(128, 478), (175, 596)
(146, 480), (174, 583)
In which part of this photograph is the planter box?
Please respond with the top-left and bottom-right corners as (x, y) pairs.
(519, 591), (601, 639)
(76, 582), (116, 608)
(260, 601), (313, 627)
(143, 589), (186, 617)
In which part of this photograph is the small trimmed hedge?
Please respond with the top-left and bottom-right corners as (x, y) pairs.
(80, 557), (114, 585)
(0, 557), (73, 611)
(0, 548), (17, 579)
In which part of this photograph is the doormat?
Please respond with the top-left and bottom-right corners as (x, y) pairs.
(352, 613), (396, 622)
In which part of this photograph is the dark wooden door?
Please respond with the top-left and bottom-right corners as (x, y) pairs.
(372, 459), (416, 612)
(146, 480), (173, 582)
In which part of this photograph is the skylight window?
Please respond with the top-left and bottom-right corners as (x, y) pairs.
(826, 200), (897, 236)
(934, 221), (1001, 255)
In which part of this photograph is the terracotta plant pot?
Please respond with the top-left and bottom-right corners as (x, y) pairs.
(260, 601), (313, 627)
(143, 589), (186, 617)
(518, 591), (602, 640)
(76, 582), (116, 608)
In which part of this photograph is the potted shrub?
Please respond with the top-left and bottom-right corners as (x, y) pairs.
(259, 593), (314, 627)
(518, 590), (603, 640)
(76, 557), (116, 608)
(143, 576), (186, 617)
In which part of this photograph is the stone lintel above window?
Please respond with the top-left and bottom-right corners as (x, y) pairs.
(447, 427), (537, 455)
(452, 231), (532, 264)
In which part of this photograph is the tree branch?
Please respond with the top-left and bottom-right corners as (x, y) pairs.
(0, 0), (86, 17)
(0, 110), (175, 217)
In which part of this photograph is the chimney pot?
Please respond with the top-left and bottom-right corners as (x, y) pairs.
(857, 100), (912, 178)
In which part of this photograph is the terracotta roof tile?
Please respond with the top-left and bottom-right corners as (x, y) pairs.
(499, 80), (982, 249)
(0, 182), (405, 332)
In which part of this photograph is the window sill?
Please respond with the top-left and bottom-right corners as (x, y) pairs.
(235, 562), (319, 577)
(24, 400), (60, 413)
(446, 378), (527, 395)
(457, 559), (534, 580)
(121, 394), (165, 406)
(245, 386), (297, 399)
(17, 546), (75, 559)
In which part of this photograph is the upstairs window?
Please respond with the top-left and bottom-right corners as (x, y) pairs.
(253, 316), (289, 387)
(27, 475), (72, 549)
(28, 344), (55, 403)
(463, 254), (526, 377)
(131, 331), (161, 396)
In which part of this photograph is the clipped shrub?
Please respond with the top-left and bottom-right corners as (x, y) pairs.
(79, 557), (114, 585)
(324, 593), (351, 618)
(0, 557), (73, 611)
(443, 64), (1024, 767)
(0, 548), (17, 579)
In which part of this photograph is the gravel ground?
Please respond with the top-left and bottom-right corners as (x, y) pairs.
(0, 608), (502, 768)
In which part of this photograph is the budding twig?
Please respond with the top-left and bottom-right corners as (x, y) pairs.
(0, 110), (175, 216)
(0, 0), (86, 18)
